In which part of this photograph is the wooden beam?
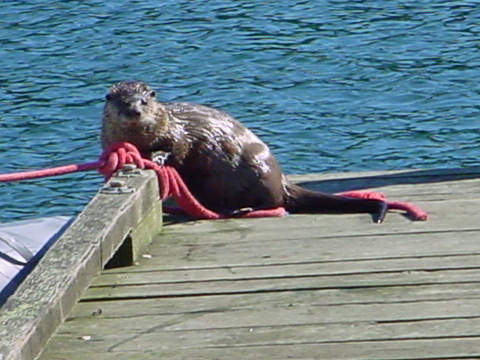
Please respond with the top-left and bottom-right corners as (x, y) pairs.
(0, 169), (162, 360)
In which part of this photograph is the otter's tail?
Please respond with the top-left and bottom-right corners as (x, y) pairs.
(284, 184), (387, 223)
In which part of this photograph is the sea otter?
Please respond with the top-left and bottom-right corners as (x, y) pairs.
(101, 81), (387, 222)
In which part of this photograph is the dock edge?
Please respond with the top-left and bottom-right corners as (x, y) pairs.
(0, 169), (162, 360)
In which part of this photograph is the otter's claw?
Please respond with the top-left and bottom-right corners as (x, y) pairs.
(230, 207), (254, 217)
(374, 201), (388, 223)
(151, 151), (171, 165)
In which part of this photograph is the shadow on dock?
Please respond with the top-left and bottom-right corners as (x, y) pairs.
(295, 167), (480, 193)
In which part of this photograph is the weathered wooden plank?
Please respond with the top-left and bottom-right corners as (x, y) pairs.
(38, 337), (480, 360)
(0, 170), (162, 360)
(69, 282), (480, 320)
(43, 317), (480, 352)
(298, 178), (480, 202)
(49, 315), (480, 359)
(83, 267), (480, 301)
(57, 298), (480, 334)
(161, 198), (480, 241)
(288, 166), (480, 180)
(91, 254), (480, 286)
(287, 167), (480, 192)
(100, 230), (480, 272)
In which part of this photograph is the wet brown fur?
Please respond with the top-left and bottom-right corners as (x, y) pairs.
(101, 81), (386, 220)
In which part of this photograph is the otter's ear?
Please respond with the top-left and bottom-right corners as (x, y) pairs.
(105, 93), (112, 101)
(149, 90), (156, 98)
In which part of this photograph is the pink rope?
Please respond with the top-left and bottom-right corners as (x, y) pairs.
(97, 143), (286, 219)
(0, 161), (101, 182)
(386, 201), (428, 221)
(337, 190), (428, 221)
(0, 142), (427, 221)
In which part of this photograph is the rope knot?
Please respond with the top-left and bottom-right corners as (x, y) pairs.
(98, 142), (146, 179)
(96, 142), (286, 219)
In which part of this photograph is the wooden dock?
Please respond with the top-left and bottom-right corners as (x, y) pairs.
(4, 167), (480, 359)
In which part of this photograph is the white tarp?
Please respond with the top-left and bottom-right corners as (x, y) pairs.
(0, 216), (72, 304)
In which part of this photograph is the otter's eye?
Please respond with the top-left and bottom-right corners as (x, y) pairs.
(149, 90), (156, 98)
(105, 94), (112, 101)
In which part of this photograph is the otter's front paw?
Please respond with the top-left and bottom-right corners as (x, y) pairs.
(374, 201), (388, 224)
(229, 207), (254, 217)
(151, 151), (171, 165)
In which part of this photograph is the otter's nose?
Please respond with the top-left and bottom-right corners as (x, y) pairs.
(124, 95), (146, 116)
(126, 104), (141, 117)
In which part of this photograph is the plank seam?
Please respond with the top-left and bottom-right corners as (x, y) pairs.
(79, 280), (480, 302)
(103, 252), (480, 274)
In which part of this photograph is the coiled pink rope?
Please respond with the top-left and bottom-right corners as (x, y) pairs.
(0, 142), (427, 220)
(96, 142), (286, 219)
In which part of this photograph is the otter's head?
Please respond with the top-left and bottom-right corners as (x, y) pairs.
(101, 81), (168, 150)
(104, 81), (158, 126)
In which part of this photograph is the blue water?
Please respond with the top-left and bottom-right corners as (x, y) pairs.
(0, 1), (479, 222)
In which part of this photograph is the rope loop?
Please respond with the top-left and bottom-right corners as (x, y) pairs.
(98, 142), (286, 219)
(98, 142), (145, 179)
